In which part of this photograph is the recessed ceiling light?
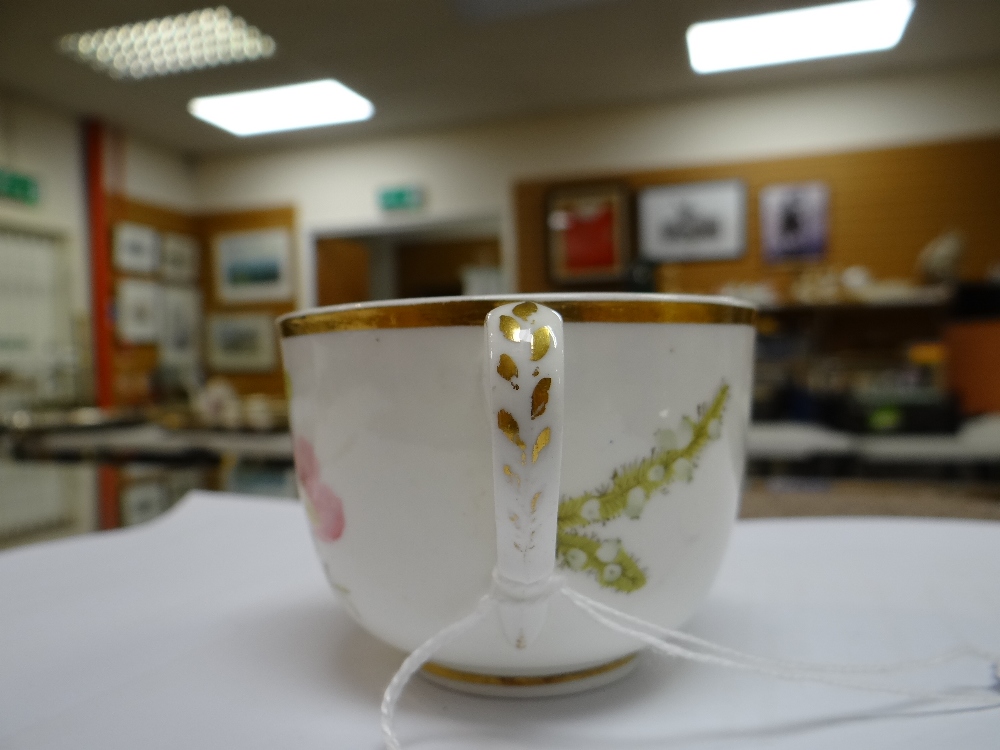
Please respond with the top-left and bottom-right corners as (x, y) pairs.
(188, 79), (375, 136)
(59, 6), (275, 79)
(686, 0), (915, 75)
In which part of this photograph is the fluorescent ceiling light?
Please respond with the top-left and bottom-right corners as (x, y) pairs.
(59, 7), (275, 80)
(686, 0), (915, 74)
(188, 79), (375, 136)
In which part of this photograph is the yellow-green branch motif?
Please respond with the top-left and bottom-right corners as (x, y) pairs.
(557, 532), (646, 591)
(556, 382), (729, 593)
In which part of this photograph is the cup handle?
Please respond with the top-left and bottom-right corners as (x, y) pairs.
(484, 301), (564, 648)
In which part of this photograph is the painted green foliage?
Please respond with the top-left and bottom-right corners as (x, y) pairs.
(556, 382), (729, 593)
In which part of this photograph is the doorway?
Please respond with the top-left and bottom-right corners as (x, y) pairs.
(314, 218), (503, 304)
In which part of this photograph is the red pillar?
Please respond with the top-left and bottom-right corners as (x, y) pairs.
(85, 120), (114, 408)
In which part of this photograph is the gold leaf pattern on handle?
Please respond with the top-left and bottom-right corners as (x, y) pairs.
(497, 353), (518, 382)
(531, 492), (541, 513)
(532, 426), (551, 463)
(512, 301), (538, 321)
(503, 464), (521, 487)
(499, 315), (521, 342)
(530, 326), (552, 361)
(498, 410), (526, 465)
(530, 377), (551, 419)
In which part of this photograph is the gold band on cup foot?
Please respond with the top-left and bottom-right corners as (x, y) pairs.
(419, 653), (639, 698)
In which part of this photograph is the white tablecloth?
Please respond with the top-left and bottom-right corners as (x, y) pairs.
(2, 492), (998, 749)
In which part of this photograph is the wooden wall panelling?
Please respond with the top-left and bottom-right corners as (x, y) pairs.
(315, 237), (371, 306)
(514, 136), (1000, 297)
(195, 206), (296, 397)
(396, 237), (500, 298)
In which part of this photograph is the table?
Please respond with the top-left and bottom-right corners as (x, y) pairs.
(17, 423), (294, 462)
(2, 492), (998, 749)
(746, 416), (1000, 465)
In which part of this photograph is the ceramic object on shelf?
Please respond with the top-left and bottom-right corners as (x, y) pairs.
(279, 293), (755, 692)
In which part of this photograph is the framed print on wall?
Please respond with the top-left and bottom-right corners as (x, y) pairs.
(159, 286), (201, 370)
(113, 222), (161, 274)
(161, 233), (200, 283)
(546, 184), (630, 285)
(760, 181), (830, 263)
(638, 179), (746, 263)
(213, 228), (293, 303)
(206, 313), (277, 373)
(115, 279), (161, 344)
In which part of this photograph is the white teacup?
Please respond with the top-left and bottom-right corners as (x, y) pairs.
(279, 293), (755, 693)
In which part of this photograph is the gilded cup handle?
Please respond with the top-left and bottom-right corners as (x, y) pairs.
(484, 301), (564, 648)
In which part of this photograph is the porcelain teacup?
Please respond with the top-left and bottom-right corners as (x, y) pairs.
(279, 293), (755, 693)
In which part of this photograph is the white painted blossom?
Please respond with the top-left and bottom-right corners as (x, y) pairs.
(676, 419), (694, 448)
(647, 464), (665, 483)
(580, 498), (602, 523)
(625, 485), (646, 519)
(602, 563), (622, 583)
(565, 548), (588, 570)
(654, 428), (678, 451)
(595, 539), (620, 563)
(673, 457), (693, 482)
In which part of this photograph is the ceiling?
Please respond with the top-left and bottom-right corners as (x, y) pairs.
(1, 0), (998, 156)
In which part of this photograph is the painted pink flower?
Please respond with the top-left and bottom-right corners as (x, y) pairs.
(309, 481), (346, 542)
(293, 435), (346, 542)
(293, 436), (320, 486)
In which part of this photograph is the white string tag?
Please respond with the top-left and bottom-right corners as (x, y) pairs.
(380, 576), (1000, 750)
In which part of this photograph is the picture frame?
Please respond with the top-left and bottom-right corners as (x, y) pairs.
(161, 233), (200, 283)
(213, 228), (293, 304)
(159, 286), (201, 370)
(115, 278), (161, 344)
(113, 222), (161, 274)
(546, 184), (630, 285)
(206, 313), (277, 373)
(638, 179), (747, 263)
(760, 181), (830, 263)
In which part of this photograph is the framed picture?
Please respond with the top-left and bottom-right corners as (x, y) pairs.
(113, 222), (161, 274)
(760, 182), (830, 263)
(638, 179), (746, 262)
(161, 233), (200, 282)
(115, 279), (161, 344)
(159, 286), (201, 369)
(546, 184), (630, 285)
(213, 228), (293, 303)
(206, 313), (277, 373)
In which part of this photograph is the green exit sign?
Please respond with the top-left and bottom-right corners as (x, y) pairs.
(0, 168), (39, 205)
(379, 185), (425, 211)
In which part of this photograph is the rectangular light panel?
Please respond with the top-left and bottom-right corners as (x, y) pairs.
(60, 7), (275, 79)
(686, 0), (915, 74)
(188, 79), (375, 136)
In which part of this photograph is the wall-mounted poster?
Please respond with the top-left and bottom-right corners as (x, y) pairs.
(213, 228), (293, 303)
(113, 222), (161, 274)
(206, 313), (277, 373)
(638, 179), (746, 263)
(159, 286), (201, 370)
(760, 182), (830, 263)
(161, 233), (200, 282)
(116, 279), (161, 344)
(547, 184), (630, 285)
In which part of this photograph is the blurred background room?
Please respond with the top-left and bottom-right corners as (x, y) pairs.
(1, 0), (999, 547)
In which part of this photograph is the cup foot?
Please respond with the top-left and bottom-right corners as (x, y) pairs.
(419, 652), (639, 698)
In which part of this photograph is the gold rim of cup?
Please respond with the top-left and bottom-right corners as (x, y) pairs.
(279, 295), (755, 337)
